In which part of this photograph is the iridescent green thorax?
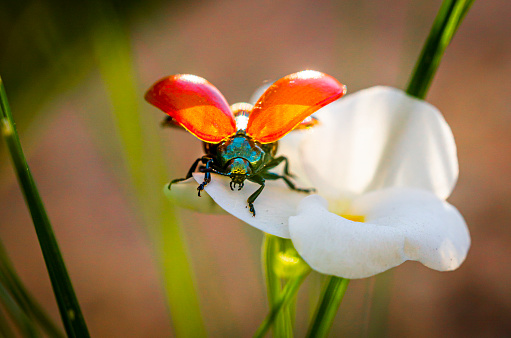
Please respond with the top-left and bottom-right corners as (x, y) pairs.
(203, 130), (277, 184)
(219, 132), (263, 166)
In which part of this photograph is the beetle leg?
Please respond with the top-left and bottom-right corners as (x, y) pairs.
(264, 156), (295, 177)
(196, 165), (232, 193)
(197, 158), (214, 196)
(168, 156), (210, 190)
(247, 175), (266, 216)
(261, 172), (315, 193)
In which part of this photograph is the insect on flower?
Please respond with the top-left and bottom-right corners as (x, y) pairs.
(145, 70), (346, 216)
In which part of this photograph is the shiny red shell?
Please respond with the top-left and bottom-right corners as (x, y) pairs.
(145, 71), (346, 144)
(145, 74), (236, 143)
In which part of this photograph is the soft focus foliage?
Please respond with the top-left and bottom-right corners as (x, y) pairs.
(1, 0), (510, 336)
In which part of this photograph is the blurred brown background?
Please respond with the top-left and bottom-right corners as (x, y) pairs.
(1, 0), (510, 336)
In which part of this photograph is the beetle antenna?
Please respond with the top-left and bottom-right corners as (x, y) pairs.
(230, 181), (234, 191)
(238, 182), (244, 190)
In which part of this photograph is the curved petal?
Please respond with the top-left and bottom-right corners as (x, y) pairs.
(276, 132), (314, 187)
(289, 188), (470, 278)
(289, 194), (406, 279)
(163, 178), (226, 214)
(194, 173), (307, 238)
(300, 86), (458, 200)
(350, 188), (470, 272)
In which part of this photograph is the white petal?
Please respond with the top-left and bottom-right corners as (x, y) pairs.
(300, 86), (458, 200)
(350, 188), (470, 272)
(276, 132), (314, 187)
(289, 195), (407, 279)
(194, 173), (307, 238)
(289, 189), (470, 278)
(163, 178), (226, 214)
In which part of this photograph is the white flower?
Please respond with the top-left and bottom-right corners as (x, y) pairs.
(167, 86), (470, 279)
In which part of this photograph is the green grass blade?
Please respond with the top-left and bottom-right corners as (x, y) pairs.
(254, 269), (310, 338)
(90, 4), (205, 336)
(0, 239), (64, 337)
(0, 282), (39, 337)
(0, 307), (16, 337)
(366, 271), (393, 338)
(365, 1), (476, 336)
(306, 277), (349, 338)
(0, 77), (89, 337)
(262, 235), (292, 337)
(406, 0), (476, 99)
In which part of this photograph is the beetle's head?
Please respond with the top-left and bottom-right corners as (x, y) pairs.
(226, 158), (252, 191)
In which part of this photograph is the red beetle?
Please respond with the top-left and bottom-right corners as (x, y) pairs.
(145, 70), (346, 215)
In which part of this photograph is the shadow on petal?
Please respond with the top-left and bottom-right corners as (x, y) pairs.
(194, 173), (308, 238)
(289, 195), (407, 279)
(163, 178), (226, 214)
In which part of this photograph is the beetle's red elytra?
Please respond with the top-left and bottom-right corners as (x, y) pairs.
(145, 70), (346, 216)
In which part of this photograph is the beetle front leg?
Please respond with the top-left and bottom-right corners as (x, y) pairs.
(197, 159), (214, 196)
(168, 156), (210, 190)
(247, 175), (265, 216)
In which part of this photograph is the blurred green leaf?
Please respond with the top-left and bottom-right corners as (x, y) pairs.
(0, 77), (89, 337)
(90, 3), (206, 336)
(0, 239), (64, 337)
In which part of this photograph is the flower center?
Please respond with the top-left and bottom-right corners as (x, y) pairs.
(340, 214), (365, 222)
(327, 199), (365, 222)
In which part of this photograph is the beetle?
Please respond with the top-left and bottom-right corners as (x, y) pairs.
(145, 70), (346, 216)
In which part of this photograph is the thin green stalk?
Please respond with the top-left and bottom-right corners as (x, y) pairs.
(406, 0), (475, 99)
(0, 240), (64, 337)
(365, 1), (475, 336)
(0, 282), (38, 337)
(262, 235), (292, 337)
(0, 307), (16, 337)
(0, 77), (89, 337)
(306, 277), (349, 338)
(366, 272), (393, 338)
(254, 268), (310, 338)
(90, 3), (205, 336)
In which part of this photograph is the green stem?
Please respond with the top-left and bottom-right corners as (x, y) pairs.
(254, 268), (310, 338)
(0, 77), (89, 337)
(0, 307), (16, 337)
(0, 239), (64, 337)
(90, 3), (205, 336)
(364, 1), (475, 336)
(262, 235), (291, 337)
(406, 0), (475, 99)
(0, 282), (38, 337)
(306, 277), (349, 338)
(366, 272), (393, 338)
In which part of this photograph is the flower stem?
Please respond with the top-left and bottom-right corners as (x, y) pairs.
(364, 1), (475, 336)
(255, 264), (310, 338)
(306, 276), (350, 338)
(406, 0), (475, 99)
(0, 77), (90, 337)
(263, 235), (294, 336)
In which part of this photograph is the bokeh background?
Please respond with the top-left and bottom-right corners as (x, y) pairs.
(1, 0), (510, 336)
